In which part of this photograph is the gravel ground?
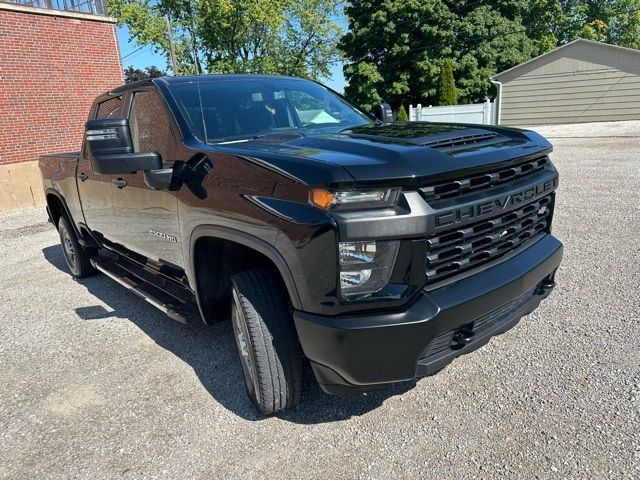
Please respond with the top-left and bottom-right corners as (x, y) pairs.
(1, 122), (639, 479)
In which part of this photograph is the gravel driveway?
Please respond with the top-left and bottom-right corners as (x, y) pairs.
(1, 122), (639, 479)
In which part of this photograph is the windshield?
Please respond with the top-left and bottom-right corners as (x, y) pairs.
(165, 77), (372, 143)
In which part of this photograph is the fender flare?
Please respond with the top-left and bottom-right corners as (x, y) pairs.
(189, 225), (303, 314)
(44, 188), (80, 236)
(44, 188), (101, 248)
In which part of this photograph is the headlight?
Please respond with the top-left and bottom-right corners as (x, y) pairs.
(309, 188), (400, 210)
(338, 240), (400, 300)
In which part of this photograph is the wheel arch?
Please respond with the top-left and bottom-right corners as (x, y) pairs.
(45, 188), (96, 247)
(189, 225), (302, 324)
(45, 189), (75, 232)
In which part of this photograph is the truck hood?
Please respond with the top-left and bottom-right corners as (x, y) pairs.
(218, 122), (552, 187)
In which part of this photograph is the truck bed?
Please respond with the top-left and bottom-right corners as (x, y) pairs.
(39, 151), (81, 160)
(39, 151), (82, 227)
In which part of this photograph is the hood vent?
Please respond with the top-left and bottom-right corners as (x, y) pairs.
(420, 129), (500, 151)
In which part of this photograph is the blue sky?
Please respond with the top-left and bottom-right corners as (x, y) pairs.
(116, 25), (347, 92)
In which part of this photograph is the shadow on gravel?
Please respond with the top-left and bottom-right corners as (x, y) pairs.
(42, 244), (413, 423)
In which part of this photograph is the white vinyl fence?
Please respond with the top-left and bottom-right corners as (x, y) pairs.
(409, 99), (496, 125)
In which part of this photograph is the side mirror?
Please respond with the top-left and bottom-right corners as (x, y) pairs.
(85, 117), (162, 174)
(372, 102), (393, 123)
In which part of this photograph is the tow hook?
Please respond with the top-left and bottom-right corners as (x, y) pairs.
(451, 325), (475, 350)
(537, 278), (556, 295)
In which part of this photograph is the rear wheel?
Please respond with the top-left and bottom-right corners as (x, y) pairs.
(58, 216), (96, 278)
(230, 269), (302, 415)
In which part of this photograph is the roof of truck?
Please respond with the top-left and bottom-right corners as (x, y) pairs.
(111, 74), (308, 94)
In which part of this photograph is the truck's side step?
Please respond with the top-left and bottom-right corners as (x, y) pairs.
(90, 256), (201, 324)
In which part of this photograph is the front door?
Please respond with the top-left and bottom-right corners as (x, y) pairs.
(110, 88), (184, 269)
(77, 95), (122, 241)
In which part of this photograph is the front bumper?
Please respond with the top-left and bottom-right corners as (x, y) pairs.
(293, 234), (563, 394)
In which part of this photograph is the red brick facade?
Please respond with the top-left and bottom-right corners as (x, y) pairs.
(0, 7), (124, 166)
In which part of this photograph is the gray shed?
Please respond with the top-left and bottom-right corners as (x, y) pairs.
(493, 39), (640, 126)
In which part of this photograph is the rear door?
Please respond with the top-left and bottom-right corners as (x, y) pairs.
(110, 87), (184, 268)
(77, 95), (121, 240)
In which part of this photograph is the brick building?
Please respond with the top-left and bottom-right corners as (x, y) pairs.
(0, 0), (124, 213)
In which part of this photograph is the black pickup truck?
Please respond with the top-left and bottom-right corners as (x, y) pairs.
(40, 75), (562, 414)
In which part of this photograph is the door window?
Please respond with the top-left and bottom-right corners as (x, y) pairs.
(129, 90), (172, 161)
(95, 96), (122, 118)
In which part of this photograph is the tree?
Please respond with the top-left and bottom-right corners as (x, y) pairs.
(454, 4), (534, 102)
(523, 0), (640, 53)
(396, 104), (409, 121)
(340, 0), (533, 109)
(436, 60), (457, 106)
(123, 65), (166, 83)
(341, 0), (640, 109)
(108, 0), (343, 80)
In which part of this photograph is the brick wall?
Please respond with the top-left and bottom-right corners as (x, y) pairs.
(0, 7), (124, 166)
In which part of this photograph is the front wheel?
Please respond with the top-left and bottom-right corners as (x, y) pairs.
(230, 269), (302, 415)
(58, 216), (96, 278)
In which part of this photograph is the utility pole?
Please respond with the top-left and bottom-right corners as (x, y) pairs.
(164, 14), (179, 76)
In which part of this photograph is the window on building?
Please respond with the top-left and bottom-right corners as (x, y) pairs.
(128, 90), (172, 161)
(95, 96), (122, 119)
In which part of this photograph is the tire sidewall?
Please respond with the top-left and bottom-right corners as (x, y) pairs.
(230, 269), (302, 415)
(58, 217), (82, 277)
(230, 287), (262, 408)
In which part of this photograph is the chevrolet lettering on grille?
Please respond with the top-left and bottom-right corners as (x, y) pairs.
(434, 177), (558, 230)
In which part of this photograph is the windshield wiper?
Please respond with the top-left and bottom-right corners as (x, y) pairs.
(211, 131), (305, 145)
(213, 135), (265, 145)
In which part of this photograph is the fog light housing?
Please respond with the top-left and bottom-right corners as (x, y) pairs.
(340, 270), (372, 288)
(338, 240), (399, 300)
(339, 241), (376, 264)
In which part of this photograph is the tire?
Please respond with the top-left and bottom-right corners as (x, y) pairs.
(230, 269), (302, 415)
(58, 216), (96, 278)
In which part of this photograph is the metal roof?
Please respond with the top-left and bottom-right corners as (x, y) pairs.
(493, 39), (640, 80)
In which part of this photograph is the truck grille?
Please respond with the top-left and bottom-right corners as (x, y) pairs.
(420, 156), (549, 203)
(425, 195), (553, 286)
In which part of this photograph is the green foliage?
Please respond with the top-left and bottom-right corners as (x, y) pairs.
(107, 0), (343, 80)
(523, 0), (640, 53)
(436, 60), (457, 106)
(340, 0), (532, 109)
(342, 61), (383, 109)
(124, 65), (166, 83)
(395, 104), (409, 121)
(341, 0), (640, 109)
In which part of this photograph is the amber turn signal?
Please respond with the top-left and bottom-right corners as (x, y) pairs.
(309, 188), (335, 209)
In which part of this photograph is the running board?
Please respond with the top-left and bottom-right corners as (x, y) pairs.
(90, 257), (200, 324)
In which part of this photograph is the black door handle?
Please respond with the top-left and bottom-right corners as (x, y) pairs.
(78, 172), (88, 182)
(112, 178), (127, 188)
